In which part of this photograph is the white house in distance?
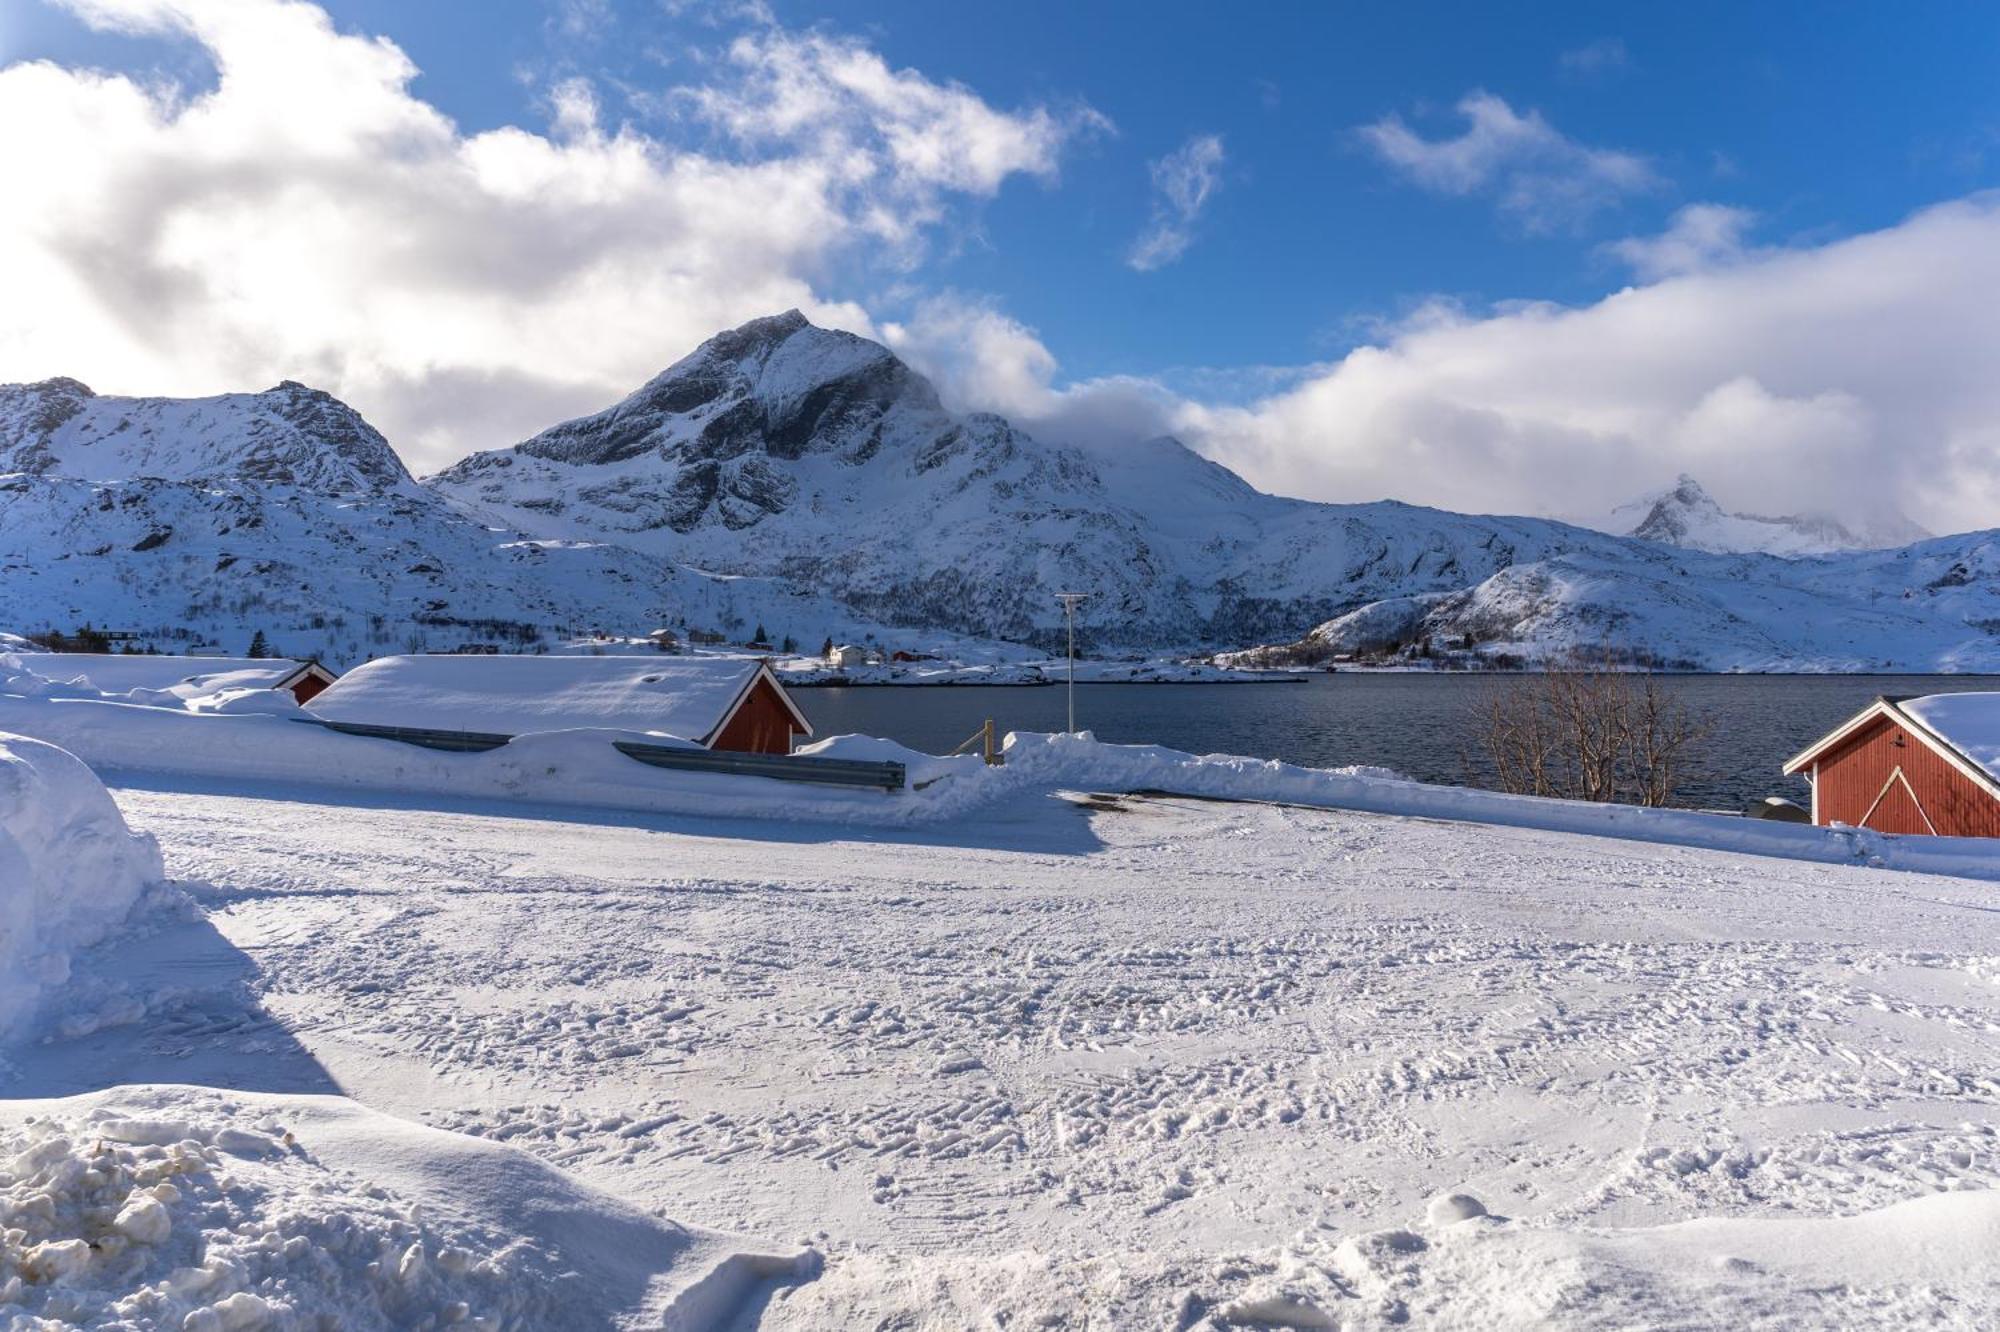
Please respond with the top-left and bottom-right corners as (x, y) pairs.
(305, 654), (815, 754)
(827, 644), (868, 669)
(4, 652), (337, 705)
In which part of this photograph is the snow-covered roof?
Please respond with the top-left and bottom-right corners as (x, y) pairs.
(305, 654), (810, 744)
(1902, 693), (2000, 786)
(4, 652), (318, 695)
(1784, 691), (2000, 797)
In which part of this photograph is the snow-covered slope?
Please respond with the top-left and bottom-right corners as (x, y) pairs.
(6, 314), (1999, 670)
(1606, 474), (1930, 557)
(0, 374), (935, 667)
(430, 312), (2000, 668)
(1225, 530), (2000, 672)
(0, 377), (415, 496)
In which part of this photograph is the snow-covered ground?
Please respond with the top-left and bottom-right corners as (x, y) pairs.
(13, 769), (1999, 1328)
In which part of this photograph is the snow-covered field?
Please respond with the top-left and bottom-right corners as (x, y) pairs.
(13, 764), (2000, 1328)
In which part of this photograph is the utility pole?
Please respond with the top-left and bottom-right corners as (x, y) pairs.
(1055, 592), (1088, 733)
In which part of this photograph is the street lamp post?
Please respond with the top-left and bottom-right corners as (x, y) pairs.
(1054, 592), (1088, 733)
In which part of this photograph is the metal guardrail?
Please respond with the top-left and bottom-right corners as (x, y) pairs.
(294, 717), (905, 790)
(296, 717), (513, 752)
(613, 740), (905, 791)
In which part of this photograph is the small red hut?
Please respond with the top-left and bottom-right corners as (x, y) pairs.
(306, 654), (813, 755)
(1782, 693), (2000, 838)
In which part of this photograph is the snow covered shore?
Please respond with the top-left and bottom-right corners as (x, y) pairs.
(0, 671), (1992, 881)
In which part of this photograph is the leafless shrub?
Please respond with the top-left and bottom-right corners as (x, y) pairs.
(1467, 651), (1712, 807)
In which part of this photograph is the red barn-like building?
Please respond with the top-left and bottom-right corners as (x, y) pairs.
(1782, 693), (2000, 838)
(306, 654), (813, 755)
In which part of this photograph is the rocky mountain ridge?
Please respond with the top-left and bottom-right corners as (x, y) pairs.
(4, 311), (1997, 670)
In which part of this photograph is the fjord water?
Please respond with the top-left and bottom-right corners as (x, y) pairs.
(794, 674), (2000, 811)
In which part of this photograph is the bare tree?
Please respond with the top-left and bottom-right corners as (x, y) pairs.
(1467, 651), (1711, 807)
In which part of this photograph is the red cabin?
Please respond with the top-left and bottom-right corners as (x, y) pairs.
(1782, 693), (2000, 838)
(306, 654), (813, 755)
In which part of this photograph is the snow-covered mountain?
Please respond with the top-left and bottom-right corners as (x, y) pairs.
(1604, 474), (1930, 557)
(0, 378), (416, 496)
(429, 312), (1999, 668)
(0, 375), (917, 667)
(5, 313), (1999, 671)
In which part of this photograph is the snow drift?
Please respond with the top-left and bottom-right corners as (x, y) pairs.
(0, 732), (164, 1039)
(0, 1084), (813, 1329)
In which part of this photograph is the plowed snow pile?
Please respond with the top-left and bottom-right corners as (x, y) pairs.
(0, 732), (164, 1038)
(0, 1085), (813, 1330)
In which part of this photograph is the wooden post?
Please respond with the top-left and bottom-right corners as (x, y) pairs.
(983, 718), (1001, 766)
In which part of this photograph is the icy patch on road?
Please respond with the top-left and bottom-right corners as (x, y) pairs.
(0, 1085), (814, 1330)
(0, 732), (165, 1038)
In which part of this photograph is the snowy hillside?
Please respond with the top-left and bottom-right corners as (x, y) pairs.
(431, 311), (2000, 667)
(1605, 473), (1930, 557)
(1224, 531), (2000, 672)
(0, 374), (960, 666)
(0, 378), (415, 496)
(5, 313), (1999, 669)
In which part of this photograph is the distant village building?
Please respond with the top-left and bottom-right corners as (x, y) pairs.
(6, 652), (336, 705)
(306, 654), (813, 755)
(827, 644), (868, 669)
(1783, 693), (2000, 838)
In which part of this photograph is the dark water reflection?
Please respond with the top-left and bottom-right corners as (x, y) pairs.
(794, 673), (1999, 810)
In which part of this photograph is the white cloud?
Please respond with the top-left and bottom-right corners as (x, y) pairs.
(881, 294), (1178, 451)
(1559, 37), (1628, 80)
(1127, 132), (1224, 271)
(1603, 203), (1761, 279)
(1358, 91), (1659, 232)
(0, 0), (1102, 470)
(919, 198), (2000, 536)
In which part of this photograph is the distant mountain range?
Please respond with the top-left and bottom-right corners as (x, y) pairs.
(2, 312), (1996, 671)
(1605, 474), (1930, 558)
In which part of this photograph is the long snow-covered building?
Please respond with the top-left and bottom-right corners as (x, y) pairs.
(4, 652), (336, 704)
(305, 654), (813, 754)
(1783, 693), (2000, 838)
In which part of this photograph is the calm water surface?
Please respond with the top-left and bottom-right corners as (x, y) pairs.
(793, 674), (2000, 810)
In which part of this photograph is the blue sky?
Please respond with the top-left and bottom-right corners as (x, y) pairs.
(4, 1), (1999, 529)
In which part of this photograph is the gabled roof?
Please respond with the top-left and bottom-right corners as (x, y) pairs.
(3, 651), (316, 696)
(1783, 693), (2000, 800)
(304, 653), (811, 746)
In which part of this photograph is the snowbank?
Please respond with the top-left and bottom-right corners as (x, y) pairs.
(785, 1185), (2000, 1329)
(0, 732), (164, 1038)
(0, 680), (1993, 881)
(0, 1084), (813, 1330)
(997, 731), (2000, 880)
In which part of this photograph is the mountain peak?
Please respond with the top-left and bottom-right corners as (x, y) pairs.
(480, 311), (944, 476)
(1609, 473), (1925, 557)
(0, 378), (411, 494)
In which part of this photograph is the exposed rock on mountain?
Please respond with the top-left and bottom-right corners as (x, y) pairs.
(5, 313), (1998, 671)
(0, 378), (414, 496)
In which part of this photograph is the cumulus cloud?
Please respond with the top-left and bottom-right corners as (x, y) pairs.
(0, 0), (1102, 470)
(1358, 91), (1659, 232)
(1127, 133), (1225, 271)
(881, 293), (1178, 451)
(920, 198), (2000, 536)
(1602, 203), (1762, 280)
